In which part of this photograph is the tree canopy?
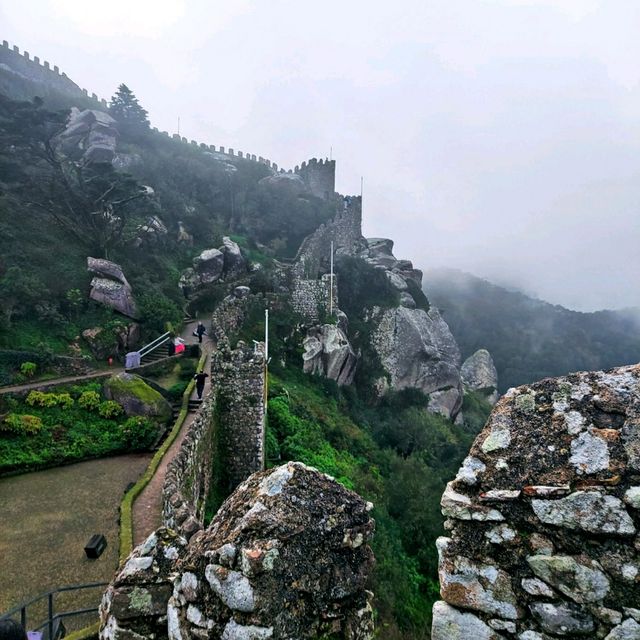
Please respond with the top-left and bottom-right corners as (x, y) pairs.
(109, 84), (149, 130)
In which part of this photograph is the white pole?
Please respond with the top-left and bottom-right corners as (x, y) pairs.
(264, 308), (269, 364)
(330, 241), (334, 317)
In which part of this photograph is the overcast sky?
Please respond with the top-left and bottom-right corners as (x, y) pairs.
(2, 0), (639, 311)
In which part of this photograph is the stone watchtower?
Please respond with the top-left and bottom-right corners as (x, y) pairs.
(295, 158), (336, 199)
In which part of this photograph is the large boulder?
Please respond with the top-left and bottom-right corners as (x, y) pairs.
(258, 172), (306, 194)
(431, 363), (640, 640)
(193, 248), (225, 285)
(302, 324), (357, 386)
(371, 306), (463, 418)
(104, 372), (172, 423)
(461, 349), (499, 404)
(87, 257), (138, 319)
(99, 462), (376, 640)
(222, 236), (247, 278)
(58, 108), (118, 165)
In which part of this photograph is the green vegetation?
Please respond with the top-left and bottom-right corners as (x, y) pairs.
(266, 364), (488, 637)
(0, 382), (158, 475)
(426, 268), (640, 391)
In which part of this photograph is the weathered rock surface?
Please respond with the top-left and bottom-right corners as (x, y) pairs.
(100, 463), (375, 640)
(431, 363), (640, 639)
(302, 323), (357, 386)
(104, 372), (172, 423)
(461, 349), (499, 404)
(88, 257), (138, 318)
(58, 108), (118, 164)
(370, 305), (463, 418)
(179, 238), (248, 294)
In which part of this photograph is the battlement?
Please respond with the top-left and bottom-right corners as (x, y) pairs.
(1, 41), (353, 186)
(294, 157), (336, 199)
(0, 39), (108, 108)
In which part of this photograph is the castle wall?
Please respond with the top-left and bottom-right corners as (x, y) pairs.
(293, 196), (363, 279)
(294, 157), (336, 199)
(291, 274), (338, 321)
(161, 391), (216, 539)
(160, 298), (266, 539)
(0, 40), (108, 107)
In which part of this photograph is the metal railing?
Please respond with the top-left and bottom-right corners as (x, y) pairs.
(138, 331), (171, 359)
(0, 582), (108, 640)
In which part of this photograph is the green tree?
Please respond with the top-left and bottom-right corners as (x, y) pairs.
(109, 84), (150, 130)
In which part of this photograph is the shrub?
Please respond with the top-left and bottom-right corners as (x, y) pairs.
(119, 416), (157, 449)
(20, 361), (37, 377)
(25, 390), (74, 408)
(2, 413), (43, 435)
(98, 400), (124, 418)
(78, 390), (101, 411)
(167, 381), (188, 401)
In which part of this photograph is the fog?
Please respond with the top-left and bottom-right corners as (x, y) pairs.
(2, 0), (639, 311)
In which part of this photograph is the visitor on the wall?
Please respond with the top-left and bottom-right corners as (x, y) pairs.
(0, 619), (28, 640)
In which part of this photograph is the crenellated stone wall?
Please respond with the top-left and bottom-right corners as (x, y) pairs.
(432, 363), (640, 640)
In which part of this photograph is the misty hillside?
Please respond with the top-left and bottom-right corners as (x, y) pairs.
(425, 268), (640, 391)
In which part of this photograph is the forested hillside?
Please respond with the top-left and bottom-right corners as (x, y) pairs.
(425, 268), (640, 391)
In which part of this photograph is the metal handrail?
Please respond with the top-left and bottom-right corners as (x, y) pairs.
(138, 331), (171, 358)
(0, 582), (108, 640)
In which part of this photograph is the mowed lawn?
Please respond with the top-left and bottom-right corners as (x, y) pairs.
(0, 453), (151, 630)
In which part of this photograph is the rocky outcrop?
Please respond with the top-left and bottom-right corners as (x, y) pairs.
(258, 172), (306, 194)
(81, 322), (140, 359)
(179, 237), (248, 294)
(431, 363), (640, 640)
(104, 372), (172, 423)
(370, 305), (463, 418)
(87, 257), (138, 319)
(302, 323), (357, 386)
(100, 462), (376, 640)
(58, 108), (118, 165)
(461, 349), (499, 404)
(221, 236), (247, 278)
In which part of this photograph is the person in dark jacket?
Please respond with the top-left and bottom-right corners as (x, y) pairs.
(194, 370), (209, 399)
(0, 620), (27, 640)
(195, 321), (207, 344)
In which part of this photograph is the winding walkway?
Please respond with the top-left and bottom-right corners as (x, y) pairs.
(132, 319), (214, 546)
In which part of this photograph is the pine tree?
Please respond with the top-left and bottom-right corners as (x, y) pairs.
(109, 84), (150, 130)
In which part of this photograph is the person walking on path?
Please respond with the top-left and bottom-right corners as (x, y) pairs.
(194, 370), (209, 399)
(195, 321), (207, 344)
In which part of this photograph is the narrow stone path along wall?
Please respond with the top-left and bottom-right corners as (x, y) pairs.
(431, 363), (640, 640)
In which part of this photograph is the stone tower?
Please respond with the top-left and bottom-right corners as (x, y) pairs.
(295, 158), (336, 199)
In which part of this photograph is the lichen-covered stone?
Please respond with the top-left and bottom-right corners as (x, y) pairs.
(527, 555), (610, 603)
(437, 538), (523, 620)
(101, 463), (375, 640)
(529, 601), (594, 636)
(431, 363), (640, 639)
(431, 601), (505, 640)
(531, 491), (635, 536)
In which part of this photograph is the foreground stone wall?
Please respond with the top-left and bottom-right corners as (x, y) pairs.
(101, 463), (375, 640)
(432, 363), (640, 639)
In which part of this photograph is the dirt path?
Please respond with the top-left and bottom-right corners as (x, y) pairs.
(0, 367), (125, 396)
(132, 317), (214, 545)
